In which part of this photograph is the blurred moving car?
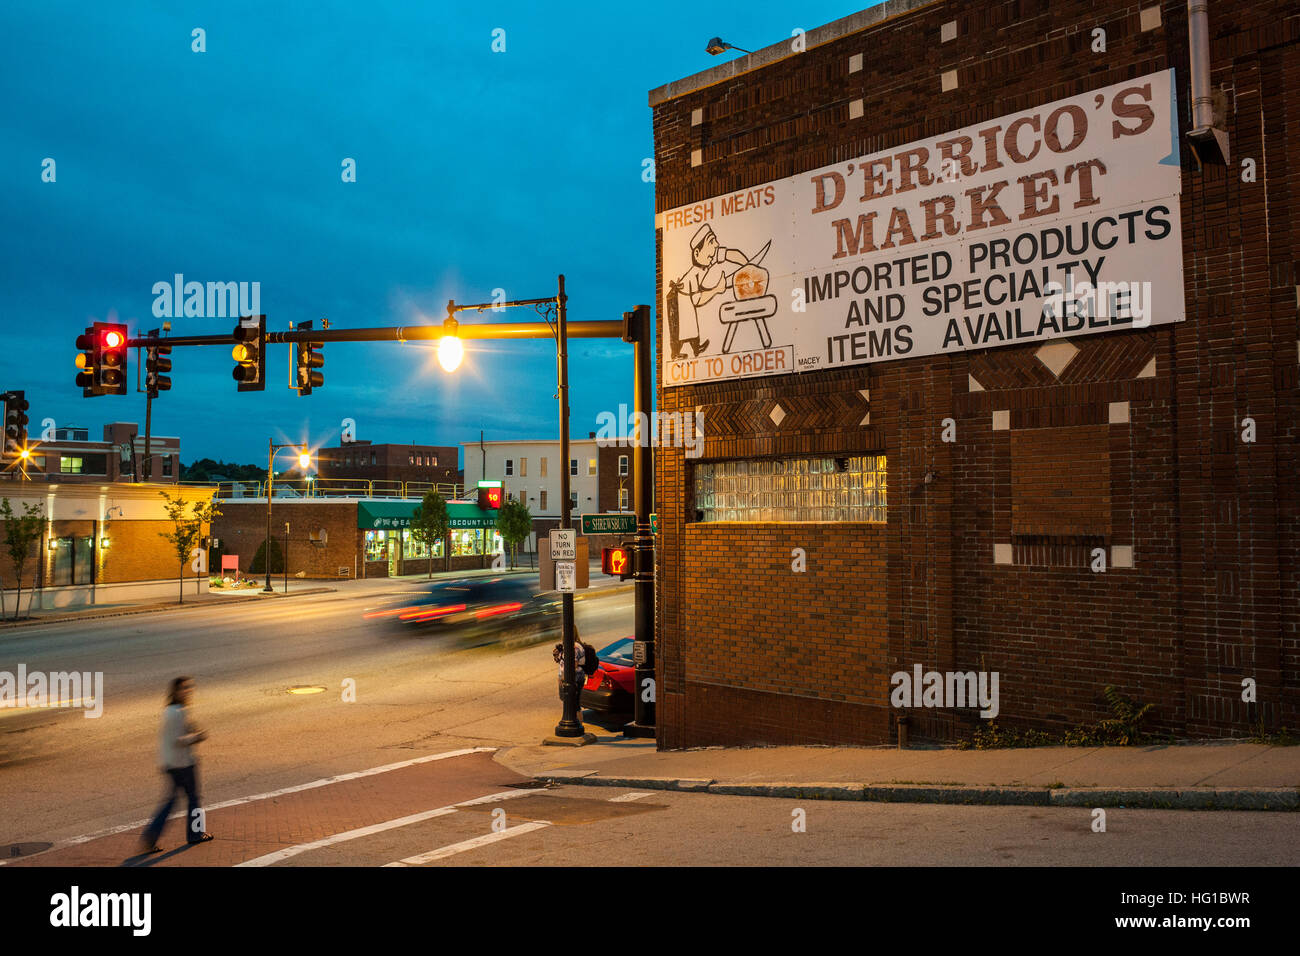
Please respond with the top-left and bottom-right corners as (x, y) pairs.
(580, 636), (635, 718)
(364, 575), (560, 645)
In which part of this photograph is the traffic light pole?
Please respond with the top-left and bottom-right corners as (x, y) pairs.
(265, 438), (275, 593)
(624, 304), (655, 737)
(552, 275), (585, 739)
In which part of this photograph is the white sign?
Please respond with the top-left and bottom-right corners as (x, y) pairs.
(660, 69), (1183, 387)
(555, 561), (576, 593)
(550, 528), (576, 560)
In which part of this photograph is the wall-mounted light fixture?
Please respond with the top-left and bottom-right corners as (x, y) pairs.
(100, 536), (110, 549)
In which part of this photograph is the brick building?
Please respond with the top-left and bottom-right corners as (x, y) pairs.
(2, 422), (181, 484)
(315, 440), (460, 488)
(0, 482), (215, 610)
(650, 0), (1299, 746)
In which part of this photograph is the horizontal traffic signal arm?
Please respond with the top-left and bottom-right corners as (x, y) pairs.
(120, 320), (625, 350)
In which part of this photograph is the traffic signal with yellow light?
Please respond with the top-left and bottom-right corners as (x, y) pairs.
(145, 330), (172, 398)
(74, 322), (128, 396)
(601, 544), (633, 580)
(231, 315), (266, 392)
(2, 390), (29, 460)
(295, 320), (324, 395)
(477, 483), (503, 510)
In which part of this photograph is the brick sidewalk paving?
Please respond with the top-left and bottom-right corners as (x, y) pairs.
(7, 749), (529, 867)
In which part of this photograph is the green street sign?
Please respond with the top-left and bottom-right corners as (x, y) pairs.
(581, 513), (636, 535)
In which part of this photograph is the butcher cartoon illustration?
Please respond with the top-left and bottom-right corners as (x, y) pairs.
(670, 224), (777, 358)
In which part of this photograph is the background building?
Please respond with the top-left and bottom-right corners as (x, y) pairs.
(651, 0), (1299, 746)
(315, 439), (460, 489)
(2, 422), (180, 484)
(462, 436), (638, 553)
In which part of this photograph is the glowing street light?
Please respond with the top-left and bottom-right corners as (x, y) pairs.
(437, 318), (463, 372)
(298, 449), (312, 470)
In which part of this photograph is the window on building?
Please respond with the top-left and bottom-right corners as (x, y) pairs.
(569, 491), (578, 511)
(588, 458), (597, 476)
(539, 490), (547, 511)
(619, 455), (628, 476)
(429, 455), (437, 467)
(162, 456), (173, 477)
(505, 459), (514, 476)
(540, 457), (548, 477)
(408, 455), (414, 465)
(569, 459), (577, 476)
(520, 458), (527, 477)
(619, 488), (629, 510)
(60, 457), (84, 474)
(692, 455), (887, 523)
(364, 531), (387, 562)
(371, 453), (377, 466)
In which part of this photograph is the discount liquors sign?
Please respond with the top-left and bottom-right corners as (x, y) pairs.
(659, 69), (1183, 387)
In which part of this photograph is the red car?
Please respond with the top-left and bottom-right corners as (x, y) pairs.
(580, 637), (635, 717)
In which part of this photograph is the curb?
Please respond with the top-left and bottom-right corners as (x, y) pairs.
(0, 587), (338, 631)
(533, 773), (1300, 810)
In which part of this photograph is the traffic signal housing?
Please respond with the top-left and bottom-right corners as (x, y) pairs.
(98, 322), (128, 395)
(145, 330), (172, 397)
(295, 320), (324, 395)
(601, 544), (633, 580)
(231, 315), (266, 392)
(2, 390), (29, 460)
(75, 321), (128, 396)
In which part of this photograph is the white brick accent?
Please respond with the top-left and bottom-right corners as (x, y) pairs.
(690, 148), (702, 167)
(1111, 545), (1134, 568)
(849, 53), (863, 73)
(1108, 401), (1130, 424)
(941, 70), (958, 92)
(849, 99), (864, 120)
(994, 543), (1013, 565)
(941, 20), (958, 43)
(690, 107), (703, 126)
(1140, 5), (1161, 31)
(992, 409), (1010, 431)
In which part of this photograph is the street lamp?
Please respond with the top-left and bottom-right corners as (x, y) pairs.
(265, 439), (312, 593)
(705, 36), (752, 55)
(437, 318), (463, 372)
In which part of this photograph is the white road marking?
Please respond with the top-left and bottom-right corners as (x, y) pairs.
(237, 788), (536, 867)
(385, 821), (550, 866)
(609, 792), (654, 802)
(39, 747), (497, 852)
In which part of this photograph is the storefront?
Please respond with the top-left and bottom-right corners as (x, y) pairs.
(357, 500), (502, 577)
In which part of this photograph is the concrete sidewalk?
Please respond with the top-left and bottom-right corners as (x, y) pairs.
(498, 737), (1300, 810)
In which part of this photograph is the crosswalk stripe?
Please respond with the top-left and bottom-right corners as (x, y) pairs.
(386, 822), (550, 866)
(237, 788), (537, 867)
(609, 792), (654, 802)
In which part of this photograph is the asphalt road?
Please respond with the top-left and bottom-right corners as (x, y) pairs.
(0, 577), (634, 850)
(2, 582), (1295, 868)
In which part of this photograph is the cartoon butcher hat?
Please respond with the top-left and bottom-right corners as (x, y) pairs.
(690, 224), (716, 254)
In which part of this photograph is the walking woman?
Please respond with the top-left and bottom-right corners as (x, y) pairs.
(140, 676), (213, 852)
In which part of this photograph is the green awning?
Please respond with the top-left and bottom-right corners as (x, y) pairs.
(356, 500), (497, 530)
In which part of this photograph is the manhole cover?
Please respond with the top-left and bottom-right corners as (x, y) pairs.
(459, 793), (665, 826)
(3, 842), (53, 859)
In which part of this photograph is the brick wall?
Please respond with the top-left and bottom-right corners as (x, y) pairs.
(212, 500), (358, 579)
(653, 0), (1300, 746)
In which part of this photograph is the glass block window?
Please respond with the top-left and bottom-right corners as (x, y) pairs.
(693, 455), (887, 523)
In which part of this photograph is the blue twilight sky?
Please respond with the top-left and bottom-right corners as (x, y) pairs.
(1, 0), (875, 468)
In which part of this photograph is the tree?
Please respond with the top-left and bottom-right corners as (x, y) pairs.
(249, 537), (284, 574)
(496, 499), (532, 570)
(410, 490), (450, 577)
(158, 491), (222, 604)
(0, 498), (46, 620)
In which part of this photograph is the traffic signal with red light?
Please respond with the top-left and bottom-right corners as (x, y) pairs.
(98, 322), (128, 395)
(231, 315), (266, 391)
(74, 321), (128, 396)
(295, 320), (324, 395)
(2, 390), (29, 460)
(601, 544), (633, 580)
(145, 330), (172, 397)
(477, 484), (503, 510)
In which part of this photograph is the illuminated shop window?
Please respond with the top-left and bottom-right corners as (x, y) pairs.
(692, 455), (887, 523)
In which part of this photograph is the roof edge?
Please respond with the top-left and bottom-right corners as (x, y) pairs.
(648, 0), (941, 107)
